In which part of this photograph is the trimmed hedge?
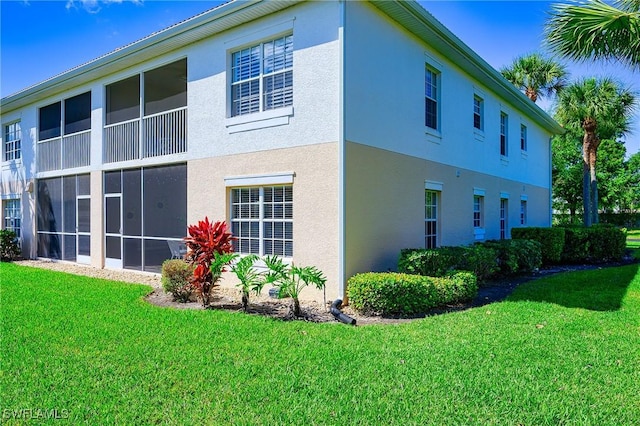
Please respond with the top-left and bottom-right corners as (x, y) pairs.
(399, 245), (498, 282)
(398, 240), (544, 282)
(511, 227), (565, 264)
(347, 271), (477, 316)
(562, 225), (626, 263)
(482, 239), (542, 276)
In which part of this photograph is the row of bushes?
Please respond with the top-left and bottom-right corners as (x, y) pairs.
(347, 271), (477, 316)
(398, 239), (542, 283)
(512, 225), (627, 264)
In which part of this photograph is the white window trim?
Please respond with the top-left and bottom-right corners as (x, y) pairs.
(425, 180), (443, 191)
(224, 171), (294, 187)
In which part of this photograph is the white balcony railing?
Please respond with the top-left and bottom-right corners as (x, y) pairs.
(104, 119), (139, 163)
(62, 130), (91, 169)
(104, 107), (187, 163)
(37, 138), (62, 172)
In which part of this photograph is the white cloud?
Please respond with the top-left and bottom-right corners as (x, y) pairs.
(65, 0), (143, 14)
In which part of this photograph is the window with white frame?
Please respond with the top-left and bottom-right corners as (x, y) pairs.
(3, 199), (21, 238)
(500, 112), (508, 156)
(4, 122), (21, 161)
(520, 200), (527, 225)
(425, 190), (439, 249)
(473, 195), (483, 229)
(231, 186), (293, 257)
(231, 35), (293, 117)
(473, 96), (483, 130)
(425, 67), (439, 130)
(520, 124), (528, 151)
(500, 198), (508, 239)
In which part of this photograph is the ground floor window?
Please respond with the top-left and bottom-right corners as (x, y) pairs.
(520, 199), (527, 225)
(473, 195), (483, 229)
(3, 199), (21, 238)
(425, 190), (439, 248)
(37, 174), (91, 261)
(500, 198), (508, 239)
(231, 185), (293, 257)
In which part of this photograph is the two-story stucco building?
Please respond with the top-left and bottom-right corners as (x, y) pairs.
(0, 0), (562, 302)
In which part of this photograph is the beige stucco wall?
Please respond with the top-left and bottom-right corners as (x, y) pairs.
(344, 141), (550, 282)
(188, 142), (340, 302)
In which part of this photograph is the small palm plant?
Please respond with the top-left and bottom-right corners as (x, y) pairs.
(230, 254), (264, 312)
(264, 255), (327, 318)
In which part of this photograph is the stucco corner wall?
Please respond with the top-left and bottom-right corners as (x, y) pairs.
(188, 142), (340, 302)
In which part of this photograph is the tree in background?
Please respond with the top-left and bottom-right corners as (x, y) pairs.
(554, 78), (637, 226)
(546, 0), (640, 69)
(500, 53), (569, 102)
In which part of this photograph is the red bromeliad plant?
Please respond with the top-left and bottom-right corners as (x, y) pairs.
(183, 217), (235, 307)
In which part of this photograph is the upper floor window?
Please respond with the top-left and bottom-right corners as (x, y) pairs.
(106, 75), (141, 125)
(473, 96), (483, 130)
(65, 92), (91, 134)
(39, 102), (61, 141)
(4, 122), (21, 161)
(425, 67), (439, 130)
(500, 112), (508, 156)
(3, 199), (21, 238)
(39, 92), (92, 141)
(231, 35), (293, 117)
(520, 124), (528, 151)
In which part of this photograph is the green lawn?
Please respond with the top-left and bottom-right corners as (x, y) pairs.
(2, 261), (639, 425)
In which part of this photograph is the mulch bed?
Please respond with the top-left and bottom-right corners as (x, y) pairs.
(145, 256), (638, 326)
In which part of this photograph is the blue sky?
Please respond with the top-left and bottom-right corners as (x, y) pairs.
(1, 0), (638, 153)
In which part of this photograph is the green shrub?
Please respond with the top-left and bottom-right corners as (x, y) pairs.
(482, 239), (542, 275)
(588, 224), (627, 262)
(161, 259), (195, 302)
(561, 227), (592, 263)
(459, 245), (498, 282)
(0, 230), (20, 262)
(347, 271), (478, 316)
(512, 227), (565, 265)
(399, 246), (497, 282)
(398, 248), (457, 277)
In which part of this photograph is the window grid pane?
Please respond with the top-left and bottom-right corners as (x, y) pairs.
(500, 113), (508, 156)
(500, 199), (507, 239)
(4, 122), (22, 161)
(473, 196), (482, 228)
(473, 97), (482, 130)
(520, 124), (528, 151)
(425, 68), (438, 130)
(230, 185), (293, 257)
(425, 190), (438, 249)
(3, 199), (21, 238)
(231, 35), (293, 117)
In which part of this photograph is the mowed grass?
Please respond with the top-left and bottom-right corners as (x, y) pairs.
(2, 261), (640, 425)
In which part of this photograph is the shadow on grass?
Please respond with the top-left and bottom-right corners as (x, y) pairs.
(507, 263), (639, 312)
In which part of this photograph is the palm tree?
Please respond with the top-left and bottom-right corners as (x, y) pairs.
(500, 53), (569, 102)
(555, 78), (637, 226)
(546, 0), (640, 69)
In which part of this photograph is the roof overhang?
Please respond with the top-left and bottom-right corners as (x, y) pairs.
(370, 0), (564, 134)
(1, 0), (298, 114)
(2, 0), (563, 135)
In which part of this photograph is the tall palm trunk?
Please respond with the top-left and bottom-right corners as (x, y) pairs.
(582, 117), (600, 226)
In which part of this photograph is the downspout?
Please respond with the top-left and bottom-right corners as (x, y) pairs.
(338, 0), (347, 301)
